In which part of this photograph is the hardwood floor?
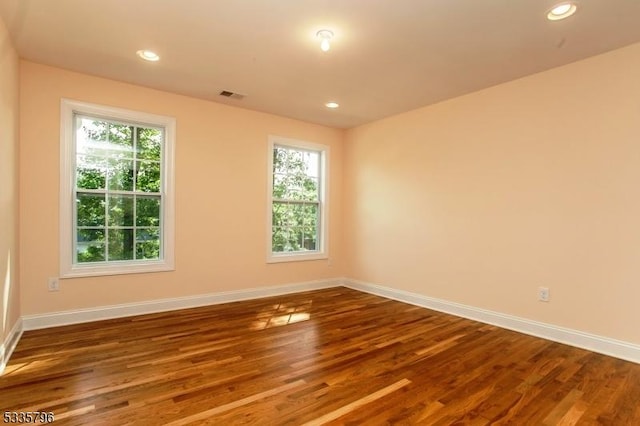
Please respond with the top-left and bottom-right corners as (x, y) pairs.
(2, 287), (639, 425)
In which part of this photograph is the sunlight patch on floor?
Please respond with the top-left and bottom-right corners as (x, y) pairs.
(251, 299), (312, 330)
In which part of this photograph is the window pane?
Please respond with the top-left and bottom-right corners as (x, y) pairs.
(304, 227), (317, 250)
(302, 176), (319, 201)
(272, 226), (303, 253)
(77, 193), (105, 227)
(76, 118), (108, 155)
(292, 204), (306, 226)
(137, 228), (160, 241)
(137, 127), (162, 161)
(303, 151), (320, 178)
(273, 227), (296, 252)
(273, 173), (287, 198)
(272, 226), (286, 252)
(136, 241), (160, 260)
(107, 159), (134, 191)
(293, 227), (304, 251)
(273, 147), (289, 174)
(136, 161), (161, 192)
(289, 150), (304, 168)
(137, 196), (161, 226)
(272, 147), (320, 202)
(108, 195), (134, 227)
(136, 228), (160, 259)
(108, 123), (134, 153)
(272, 202), (285, 226)
(273, 203), (305, 227)
(108, 229), (134, 261)
(274, 174), (303, 200)
(287, 181), (305, 201)
(77, 229), (105, 263)
(76, 155), (106, 189)
(302, 204), (318, 227)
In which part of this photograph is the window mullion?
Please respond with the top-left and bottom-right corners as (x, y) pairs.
(77, 188), (160, 196)
(273, 198), (318, 204)
(105, 190), (110, 262)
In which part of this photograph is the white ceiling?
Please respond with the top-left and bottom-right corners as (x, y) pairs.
(2, 0), (640, 129)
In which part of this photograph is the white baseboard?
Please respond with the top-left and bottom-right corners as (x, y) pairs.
(10, 276), (639, 372)
(22, 278), (342, 331)
(344, 279), (640, 364)
(1, 318), (24, 375)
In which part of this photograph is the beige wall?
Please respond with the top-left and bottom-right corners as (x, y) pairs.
(19, 61), (344, 315)
(345, 42), (640, 345)
(0, 17), (20, 344)
(14, 40), (640, 346)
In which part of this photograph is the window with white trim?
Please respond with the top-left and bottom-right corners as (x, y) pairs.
(267, 136), (329, 262)
(60, 99), (175, 277)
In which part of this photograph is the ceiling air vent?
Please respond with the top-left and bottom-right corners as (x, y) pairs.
(219, 90), (245, 100)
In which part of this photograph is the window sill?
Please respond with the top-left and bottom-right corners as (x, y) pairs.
(267, 252), (328, 264)
(60, 260), (174, 278)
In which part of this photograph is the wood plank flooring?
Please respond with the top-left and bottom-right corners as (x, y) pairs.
(2, 287), (640, 425)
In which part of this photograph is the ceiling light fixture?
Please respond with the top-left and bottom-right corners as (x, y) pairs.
(136, 49), (160, 62)
(325, 102), (339, 108)
(547, 2), (577, 20)
(316, 30), (334, 52)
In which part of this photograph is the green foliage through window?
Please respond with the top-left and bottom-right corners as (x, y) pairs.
(75, 116), (163, 263)
(272, 145), (321, 253)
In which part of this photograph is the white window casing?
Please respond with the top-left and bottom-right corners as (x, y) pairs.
(60, 99), (175, 278)
(267, 135), (329, 263)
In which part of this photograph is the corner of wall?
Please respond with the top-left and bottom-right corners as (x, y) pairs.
(0, 13), (22, 373)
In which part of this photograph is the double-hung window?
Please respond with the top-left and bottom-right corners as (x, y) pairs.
(267, 136), (329, 262)
(60, 99), (175, 277)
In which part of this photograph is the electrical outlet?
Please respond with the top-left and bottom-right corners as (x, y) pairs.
(538, 286), (550, 302)
(48, 277), (59, 292)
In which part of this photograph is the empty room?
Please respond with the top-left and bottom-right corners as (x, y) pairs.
(1, 0), (640, 424)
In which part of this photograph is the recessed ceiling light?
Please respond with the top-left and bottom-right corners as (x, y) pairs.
(547, 2), (577, 21)
(325, 102), (339, 109)
(136, 50), (160, 62)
